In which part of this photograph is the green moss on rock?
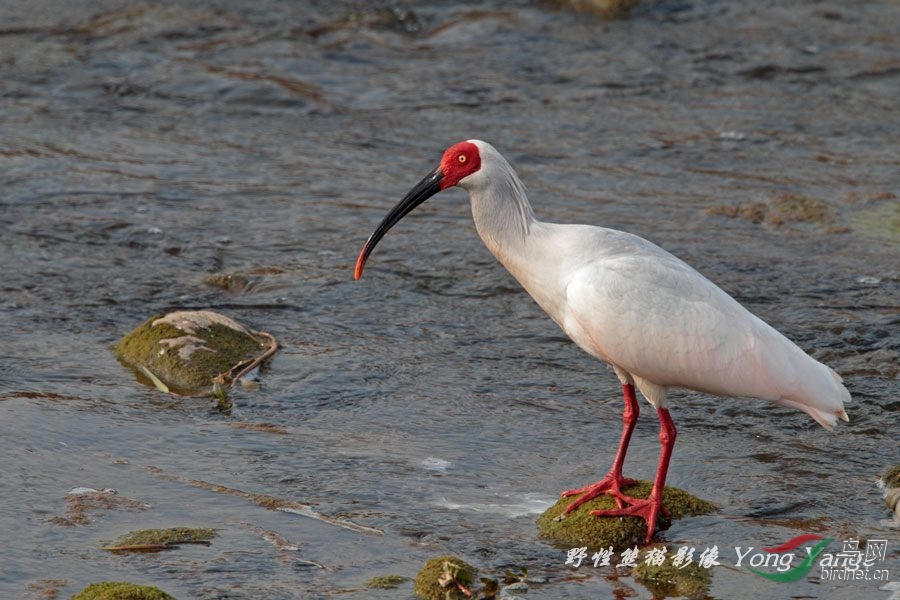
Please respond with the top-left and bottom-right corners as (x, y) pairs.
(105, 527), (216, 549)
(114, 311), (272, 395)
(71, 582), (174, 600)
(633, 544), (712, 599)
(883, 465), (900, 489)
(414, 555), (477, 600)
(364, 575), (407, 589)
(537, 481), (715, 550)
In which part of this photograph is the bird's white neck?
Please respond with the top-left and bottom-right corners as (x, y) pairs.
(463, 155), (538, 266)
(462, 156), (573, 330)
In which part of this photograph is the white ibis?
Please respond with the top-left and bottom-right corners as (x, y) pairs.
(354, 140), (851, 543)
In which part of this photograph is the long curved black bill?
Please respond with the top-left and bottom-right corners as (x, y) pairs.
(354, 167), (443, 280)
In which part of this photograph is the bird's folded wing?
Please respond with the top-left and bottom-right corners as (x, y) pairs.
(562, 254), (773, 398)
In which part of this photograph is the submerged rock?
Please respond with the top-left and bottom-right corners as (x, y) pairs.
(103, 527), (216, 552)
(537, 480), (715, 550)
(364, 575), (407, 589)
(850, 201), (900, 243)
(706, 192), (838, 231)
(203, 266), (286, 293)
(51, 487), (147, 527)
(414, 555), (477, 600)
(71, 582), (174, 600)
(114, 310), (277, 396)
(633, 544), (712, 599)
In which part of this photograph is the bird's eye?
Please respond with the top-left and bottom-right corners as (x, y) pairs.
(458, 154), (467, 164)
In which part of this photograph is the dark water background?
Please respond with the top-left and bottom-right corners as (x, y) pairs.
(1, 1), (898, 598)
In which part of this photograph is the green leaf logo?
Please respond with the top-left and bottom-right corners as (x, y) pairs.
(747, 536), (833, 582)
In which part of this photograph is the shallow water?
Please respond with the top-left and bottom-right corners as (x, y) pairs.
(1, 1), (898, 598)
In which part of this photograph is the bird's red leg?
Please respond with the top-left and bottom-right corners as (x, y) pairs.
(560, 383), (640, 512)
(589, 406), (677, 544)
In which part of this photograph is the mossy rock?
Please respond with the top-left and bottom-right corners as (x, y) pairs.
(633, 544), (712, 599)
(71, 582), (174, 600)
(414, 555), (477, 600)
(364, 575), (407, 589)
(884, 466), (900, 520)
(883, 465), (900, 489)
(537, 481), (715, 550)
(114, 310), (276, 396)
(103, 527), (216, 551)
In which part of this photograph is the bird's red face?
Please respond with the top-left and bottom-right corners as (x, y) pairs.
(438, 141), (482, 189)
(354, 141), (483, 280)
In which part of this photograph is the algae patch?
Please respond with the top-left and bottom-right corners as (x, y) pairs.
(767, 193), (833, 225)
(103, 527), (216, 552)
(364, 575), (407, 589)
(114, 310), (277, 396)
(26, 579), (69, 599)
(71, 582), (174, 600)
(707, 192), (837, 231)
(850, 201), (900, 244)
(203, 266), (286, 293)
(553, 0), (635, 19)
(537, 480), (715, 550)
(49, 488), (147, 527)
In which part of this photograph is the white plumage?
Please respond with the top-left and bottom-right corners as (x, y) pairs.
(462, 140), (850, 428)
(355, 138), (850, 543)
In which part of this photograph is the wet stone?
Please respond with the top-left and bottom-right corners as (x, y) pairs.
(632, 544), (712, 599)
(413, 555), (477, 600)
(113, 310), (277, 396)
(499, 581), (529, 599)
(536, 480), (716, 550)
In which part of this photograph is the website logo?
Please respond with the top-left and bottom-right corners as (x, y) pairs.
(734, 535), (890, 583)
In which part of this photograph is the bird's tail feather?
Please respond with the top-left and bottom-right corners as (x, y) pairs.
(776, 365), (851, 431)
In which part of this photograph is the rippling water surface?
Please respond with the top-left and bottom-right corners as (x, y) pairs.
(1, 1), (898, 598)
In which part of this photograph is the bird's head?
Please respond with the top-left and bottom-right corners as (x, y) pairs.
(354, 140), (485, 280)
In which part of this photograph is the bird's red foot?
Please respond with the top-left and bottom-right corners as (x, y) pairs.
(590, 493), (671, 544)
(560, 472), (638, 513)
